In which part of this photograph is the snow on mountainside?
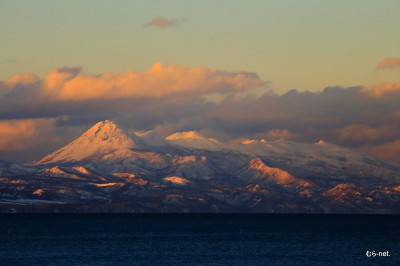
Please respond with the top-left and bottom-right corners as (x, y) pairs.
(248, 158), (311, 187)
(135, 130), (169, 147)
(36, 120), (140, 164)
(166, 131), (224, 150)
(1, 120), (400, 213)
(228, 138), (400, 183)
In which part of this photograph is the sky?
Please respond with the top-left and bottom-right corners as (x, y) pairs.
(0, 1), (400, 163)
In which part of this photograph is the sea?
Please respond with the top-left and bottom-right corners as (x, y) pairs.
(1, 214), (399, 265)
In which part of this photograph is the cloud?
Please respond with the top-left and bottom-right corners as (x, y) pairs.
(238, 129), (298, 142)
(43, 66), (81, 92)
(0, 120), (38, 151)
(337, 124), (400, 145)
(144, 17), (184, 28)
(377, 57), (400, 70)
(1, 62), (264, 101)
(263, 129), (297, 141)
(0, 73), (39, 97)
(4, 73), (39, 87)
(360, 140), (400, 163)
(0, 118), (88, 162)
(1, 65), (400, 164)
(362, 82), (400, 97)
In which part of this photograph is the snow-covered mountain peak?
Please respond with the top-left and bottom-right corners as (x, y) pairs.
(166, 131), (224, 150)
(36, 120), (139, 164)
(88, 119), (113, 130)
(67, 120), (139, 148)
(166, 131), (204, 140)
(4, 120), (400, 213)
(84, 120), (127, 140)
(241, 139), (257, 145)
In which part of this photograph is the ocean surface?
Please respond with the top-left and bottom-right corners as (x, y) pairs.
(1, 214), (399, 265)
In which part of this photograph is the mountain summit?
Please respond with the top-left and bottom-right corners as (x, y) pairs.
(10, 120), (398, 214)
(166, 131), (224, 150)
(36, 120), (139, 164)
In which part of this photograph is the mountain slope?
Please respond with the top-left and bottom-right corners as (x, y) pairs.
(1, 120), (400, 213)
(229, 139), (400, 183)
(36, 120), (140, 164)
(166, 131), (224, 150)
(135, 130), (170, 147)
(0, 160), (37, 176)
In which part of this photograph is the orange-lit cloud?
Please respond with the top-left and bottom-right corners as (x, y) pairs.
(43, 66), (81, 93)
(0, 118), (83, 162)
(362, 81), (400, 97)
(0, 120), (37, 151)
(1, 73), (39, 96)
(40, 63), (264, 100)
(144, 17), (184, 28)
(377, 57), (400, 70)
(4, 73), (38, 87)
(1, 66), (400, 164)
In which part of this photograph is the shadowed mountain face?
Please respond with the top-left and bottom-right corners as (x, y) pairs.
(1, 120), (400, 213)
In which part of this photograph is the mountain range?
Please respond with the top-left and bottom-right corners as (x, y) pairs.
(1, 120), (399, 213)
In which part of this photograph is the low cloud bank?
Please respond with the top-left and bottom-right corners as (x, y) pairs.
(0, 64), (399, 163)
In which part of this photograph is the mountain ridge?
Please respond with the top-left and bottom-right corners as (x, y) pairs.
(1, 120), (399, 213)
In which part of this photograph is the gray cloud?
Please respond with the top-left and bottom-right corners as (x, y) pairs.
(1, 66), (400, 164)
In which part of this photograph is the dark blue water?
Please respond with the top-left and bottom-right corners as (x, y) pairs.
(1, 214), (399, 265)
